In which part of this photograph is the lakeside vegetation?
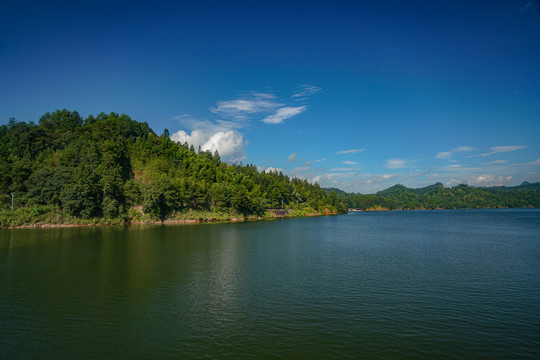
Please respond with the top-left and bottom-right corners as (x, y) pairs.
(0, 110), (346, 227)
(2, 109), (537, 228)
(327, 182), (540, 210)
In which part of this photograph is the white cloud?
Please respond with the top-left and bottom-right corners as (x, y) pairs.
(203, 131), (246, 161)
(292, 84), (321, 100)
(171, 129), (246, 163)
(328, 167), (362, 172)
(293, 166), (311, 173)
(482, 160), (508, 165)
(364, 174), (397, 184)
(337, 149), (365, 155)
(435, 151), (452, 159)
(210, 93), (281, 120)
(258, 166), (283, 174)
(171, 114), (242, 132)
(386, 158), (410, 169)
(445, 175), (513, 187)
(314, 158), (327, 162)
(310, 173), (339, 186)
(286, 153), (297, 162)
(313, 148), (540, 192)
(170, 115), (247, 163)
(479, 145), (527, 157)
(263, 106), (306, 124)
(171, 87), (318, 164)
(171, 129), (206, 149)
(454, 146), (475, 152)
(444, 179), (462, 187)
(342, 160), (358, 165)
(435, 164), (480, 173)
(435, 146), (474, 159)
(211, 90), (313, 125)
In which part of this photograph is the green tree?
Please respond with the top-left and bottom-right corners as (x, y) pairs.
(61, 165), (102, 218)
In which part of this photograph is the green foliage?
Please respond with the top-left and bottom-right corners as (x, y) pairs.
(61, 165), (102, 218)
(329, 182), (540, 210)
(1, 109), (347, 227)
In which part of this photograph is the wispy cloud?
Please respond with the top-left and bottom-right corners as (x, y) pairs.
(435, 146), (474, 159)
(482, 160), (508, 165)
(364, 174), (397, 184)
(304, 147), (540, 193)
(342, 160), (358, 165)
(263, 106), (306, 124)
(209, 90), (313, 126)
(293, 166), (311, 173)
(435, 164), (480, 173)
(314, 158), (327, 162)
(171, 114), (243, 132)
(328, 167), (362, 172)
(521, 1), (533, 12)
(386, 158), (412, 169)
(172, 88), (317, 162)
(454, 146), (474, 152)
(310, 173), (351, 187)
(292, 84), (321, 100)
(337, 149), (365, 155)
(210, 92), (281, 120)
(446, 175), (513, 187)
(479, 145), (527, 157)
(286, 153), (297, 162)
(436, 152), (452, 159)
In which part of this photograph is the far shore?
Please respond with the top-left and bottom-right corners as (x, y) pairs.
(349, 207), (537, 212)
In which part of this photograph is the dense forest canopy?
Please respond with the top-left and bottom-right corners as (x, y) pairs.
(0, 110), (346, 226)
(327, 181), (540, 210)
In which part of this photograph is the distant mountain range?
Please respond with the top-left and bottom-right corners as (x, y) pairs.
(325, 182), (540, 210)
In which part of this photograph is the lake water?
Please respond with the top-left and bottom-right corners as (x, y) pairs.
(1, 209), (540, 359)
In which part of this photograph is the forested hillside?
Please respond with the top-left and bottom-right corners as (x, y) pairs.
(328, 182), (540, 210)
(0, 110), (346, 227)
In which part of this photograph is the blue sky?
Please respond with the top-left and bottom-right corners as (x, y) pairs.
(1, 0), (539, 193)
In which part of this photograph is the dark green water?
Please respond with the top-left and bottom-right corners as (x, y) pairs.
(1, 209), (539, 359)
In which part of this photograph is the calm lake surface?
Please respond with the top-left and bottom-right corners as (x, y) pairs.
(1, 209), (540, 359)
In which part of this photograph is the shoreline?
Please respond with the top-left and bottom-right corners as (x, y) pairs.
(3, 212), (339, 230)
(3, 207), (536, 229)
(350, 206), (537, 212)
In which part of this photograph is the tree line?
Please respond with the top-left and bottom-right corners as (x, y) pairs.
(327, 182), (540, 210)
(0, 110), (346, 226)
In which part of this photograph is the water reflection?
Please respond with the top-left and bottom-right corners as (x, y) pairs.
(1, 211), (540, 359)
